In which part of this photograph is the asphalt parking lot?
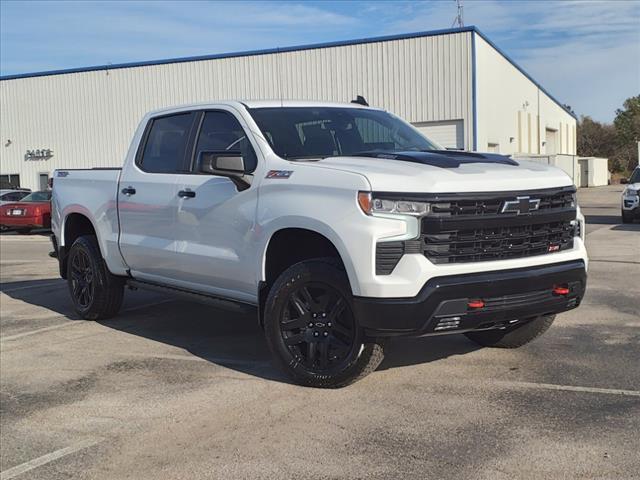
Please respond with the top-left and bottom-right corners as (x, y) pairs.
(1, 185), (639, 480)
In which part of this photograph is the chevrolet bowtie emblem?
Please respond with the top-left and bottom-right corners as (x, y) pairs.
(501, 196), (541, 215)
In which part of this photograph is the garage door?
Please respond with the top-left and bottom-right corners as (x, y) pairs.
(412, 120), (465, 150)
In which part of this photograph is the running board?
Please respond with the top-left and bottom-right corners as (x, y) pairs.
(125, 279), (257, 314)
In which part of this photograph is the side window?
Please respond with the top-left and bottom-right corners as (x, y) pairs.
(140, 113), (195, 173)
(195, 111), (258, 173)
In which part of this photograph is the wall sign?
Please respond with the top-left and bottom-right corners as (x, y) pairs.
(25, 149), (53, 161)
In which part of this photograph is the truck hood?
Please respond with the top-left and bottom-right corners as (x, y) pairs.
(302, 151), (573, 192)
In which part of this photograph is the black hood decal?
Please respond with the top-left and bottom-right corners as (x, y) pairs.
(350, 150), (518, 168)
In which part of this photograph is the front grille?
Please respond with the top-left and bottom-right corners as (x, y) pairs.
(430, 188), (575, 217)
(423, 220), (575, 264)
(420, 187), (577, 265)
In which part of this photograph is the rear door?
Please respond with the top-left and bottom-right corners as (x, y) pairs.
(170, 109), (260, 302)
(118, 112), (198, 283)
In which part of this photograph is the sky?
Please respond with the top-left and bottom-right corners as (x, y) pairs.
(1, 0), (638, 123)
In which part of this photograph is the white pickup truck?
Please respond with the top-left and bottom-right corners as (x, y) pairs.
(51, 100), (588, 387)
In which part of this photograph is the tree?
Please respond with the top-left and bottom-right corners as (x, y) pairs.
(577, 95), (640, 173)
(613, 95), (640, 172)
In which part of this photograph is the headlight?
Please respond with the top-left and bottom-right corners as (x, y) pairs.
(625, 188), (639, 197)
(358, 192), (430, 216)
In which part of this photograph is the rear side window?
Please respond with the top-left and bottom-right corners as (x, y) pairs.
(140, 113), (195, 173)
(195, 111), (258, 173)
(1, 191), (28, 201)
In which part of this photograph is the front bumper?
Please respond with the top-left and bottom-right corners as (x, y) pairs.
(622, 194), (640, 217)
(353, 260), (586, 337)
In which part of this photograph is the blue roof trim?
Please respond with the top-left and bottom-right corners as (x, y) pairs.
(0, 26), (475, 81)
(471, 27), (577, 120)
(0, 24), (575, 119)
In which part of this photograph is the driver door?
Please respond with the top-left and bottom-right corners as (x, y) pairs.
(171, 109), (260, 303)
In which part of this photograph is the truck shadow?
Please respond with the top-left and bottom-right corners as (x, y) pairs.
(584, 214), (639, 231)
(2, 279), (479, 385)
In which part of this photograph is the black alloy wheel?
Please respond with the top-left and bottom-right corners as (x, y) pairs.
(263, 258), (385, 388)
(70, 247), (95, 309)
(279, 282), (357, 373)
(66, 235), (124, 320)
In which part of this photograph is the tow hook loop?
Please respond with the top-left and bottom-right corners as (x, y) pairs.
(553, 285), (570, 295)
(467, 299), (485, 309)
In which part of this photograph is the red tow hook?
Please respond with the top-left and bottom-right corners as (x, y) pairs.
(553, 285), (570, 296)
(467, 299), (485, 309)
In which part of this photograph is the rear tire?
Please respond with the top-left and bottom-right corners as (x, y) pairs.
(67, 235), (124, 320)
(464, 314), (555, 348)
(264, 258), (384, 388)
(622, 210), (633, 224)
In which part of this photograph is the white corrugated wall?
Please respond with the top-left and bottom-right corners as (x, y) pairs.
(0, 31), (473, 191)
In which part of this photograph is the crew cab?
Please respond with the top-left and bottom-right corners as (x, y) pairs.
(51, 100), (588, 387)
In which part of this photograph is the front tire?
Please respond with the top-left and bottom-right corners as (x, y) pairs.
(263, 258), (384, 388)
(464, 314), (556, 348)
(67, 235), (124, 320)
(622, 209), (633, 224)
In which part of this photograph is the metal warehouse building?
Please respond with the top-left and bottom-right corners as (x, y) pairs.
(0, 26), (577, 191)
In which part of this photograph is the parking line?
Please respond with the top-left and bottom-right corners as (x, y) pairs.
(498, 380), (640, 397)
(0, 322), (78, 342)
(0, 281), (64, 293)
(0, 438), (100, 480)
(0, 299), (176, 343)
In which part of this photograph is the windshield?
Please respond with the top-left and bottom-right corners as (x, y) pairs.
(249, 107), (441, 160)
(21, 191), (51, 202)
(629, 168), (640, 184)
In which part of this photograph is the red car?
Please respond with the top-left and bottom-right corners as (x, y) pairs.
(0, 190), (52, 234)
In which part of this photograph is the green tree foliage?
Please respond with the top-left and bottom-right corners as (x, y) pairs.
(577, 95), (640, 173)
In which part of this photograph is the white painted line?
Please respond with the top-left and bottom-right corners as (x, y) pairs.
(0, 438), (100, 480)
(0, 299), (175, 342)
(0, 322), (78, 342)
(0, 236), (51, 241)
(0, 260), (55, 264)
(0, 281), (63, 293)
(498, 380), (640, 397)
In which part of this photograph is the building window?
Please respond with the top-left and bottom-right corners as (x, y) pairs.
(0, 174), (21, 189)
(487, 143), (500, 153)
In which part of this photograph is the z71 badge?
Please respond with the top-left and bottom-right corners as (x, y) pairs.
(265, 170), (293, 179)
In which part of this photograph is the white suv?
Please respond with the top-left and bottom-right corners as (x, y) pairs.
(621, 166), (640, 223)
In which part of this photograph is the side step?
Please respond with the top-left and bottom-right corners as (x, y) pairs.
(125, 279), (257, 315)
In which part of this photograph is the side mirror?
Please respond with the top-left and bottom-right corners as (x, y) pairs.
(620, 178), (629, 184)
(198, 151), (250, 190)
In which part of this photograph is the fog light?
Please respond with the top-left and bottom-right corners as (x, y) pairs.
(553, 285), (570, 295)
(467, 299), (485, 309)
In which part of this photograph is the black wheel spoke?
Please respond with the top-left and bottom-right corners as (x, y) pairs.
(299, 287), (317, 310)
(281, 313), (310, 330)
(319, 342), (329, 369)
(307, 341), (317, 363)
(284, 333), (305, 346)
(289, 295), (308, 316)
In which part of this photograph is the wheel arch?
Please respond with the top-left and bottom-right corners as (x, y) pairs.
(59, 211), (100, 278)
(258, 226), (359, 327)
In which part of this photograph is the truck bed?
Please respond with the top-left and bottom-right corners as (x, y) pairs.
(51, 168), (124, 275)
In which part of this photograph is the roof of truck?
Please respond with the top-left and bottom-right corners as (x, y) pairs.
(147, 100), (379, 116)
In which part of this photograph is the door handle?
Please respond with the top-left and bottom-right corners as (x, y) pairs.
(178, 190), (196, 198)
(121, 186), (136, 196)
